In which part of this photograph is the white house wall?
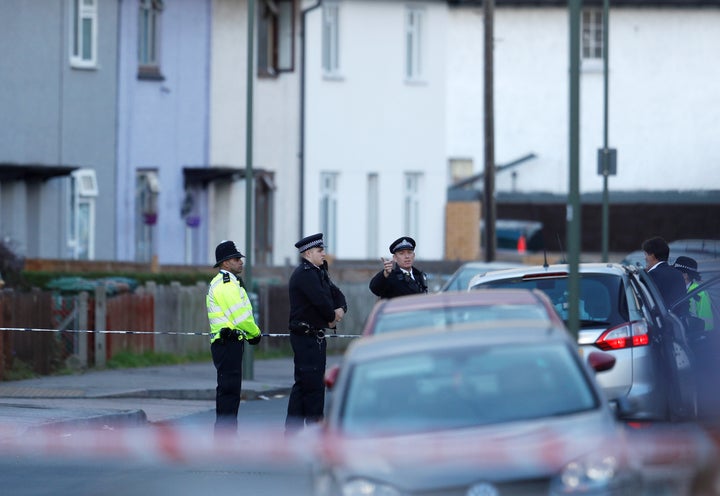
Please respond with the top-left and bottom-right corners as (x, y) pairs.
(448, 6), (720, 195)
(304, 0), (448, 260)
(211, 0), (302, 266)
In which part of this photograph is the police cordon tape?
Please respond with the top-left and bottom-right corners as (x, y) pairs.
(0, 326), (359, 339)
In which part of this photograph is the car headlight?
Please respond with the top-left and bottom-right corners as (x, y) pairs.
(341, 478), (401, 496)
(552, 454), (639, 494)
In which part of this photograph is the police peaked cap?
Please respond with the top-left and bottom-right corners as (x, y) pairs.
(295, 233), (325, 253)
(389, 237), (416, 254)
(214, 240), (244, 267)
(673, 255), (700, 278)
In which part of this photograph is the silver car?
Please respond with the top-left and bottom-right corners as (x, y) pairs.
(317, 323), (644, 495)
(468, 263), (697, 422)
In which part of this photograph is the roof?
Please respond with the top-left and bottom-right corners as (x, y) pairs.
(0, 163), (78, 182)
(449, 189), (720, 205)
(183, 167), (275, 188)
(348, 320), (571, 363)
(448, 0), (720, 7)
(377, 287), (551, 313)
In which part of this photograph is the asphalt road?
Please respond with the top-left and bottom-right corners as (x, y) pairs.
(0, 395), (316, 496)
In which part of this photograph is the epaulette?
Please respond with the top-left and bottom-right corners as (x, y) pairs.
(222, 272), (231, 283)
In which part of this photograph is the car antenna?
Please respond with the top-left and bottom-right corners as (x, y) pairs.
(556, 233), (567, 264)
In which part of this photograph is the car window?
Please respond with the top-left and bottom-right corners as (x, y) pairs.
(372, 305), (551, 334)
(476, 274), (627, 327)
(340, 343), (598, 436)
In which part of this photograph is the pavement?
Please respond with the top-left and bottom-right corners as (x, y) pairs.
(0, 356), (331, 432)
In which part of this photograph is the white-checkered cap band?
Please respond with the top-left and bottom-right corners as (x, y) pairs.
(297, 238), (324, 252)
(395, 239), (413, 251)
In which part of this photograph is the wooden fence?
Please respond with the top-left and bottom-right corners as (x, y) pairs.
(0, 279), (383, 380)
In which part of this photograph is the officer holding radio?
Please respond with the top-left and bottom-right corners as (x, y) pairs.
(285, 233), (347, 434)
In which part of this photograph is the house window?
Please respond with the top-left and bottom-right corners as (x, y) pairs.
(582, 8), (604, 61)
(258, 0), (295, 77)
(367, 173), (378, 258)
(405, 6), (424, 81)
(68, 169), (98, 260)
(322, 2), (340, 76)
(138, 0), (164, 79)
(135, 169), (160, 263)
(320, 172), (338, 253)
(403, 172), (421, 238)
(70, 0), (98, 68)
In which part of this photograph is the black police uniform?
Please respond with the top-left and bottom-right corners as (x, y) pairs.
(369, 264), (428, 299)
(369, 236), (428, 299)
(285, 235), (347, 433)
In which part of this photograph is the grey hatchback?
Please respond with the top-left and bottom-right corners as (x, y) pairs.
(469, 263), (697, 422)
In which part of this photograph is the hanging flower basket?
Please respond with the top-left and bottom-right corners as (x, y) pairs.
(185, 215), (201, 228)
(143, 212), (158, 225)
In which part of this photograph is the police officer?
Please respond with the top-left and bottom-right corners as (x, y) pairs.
(206, 240), (261, 435)
(369, 236), (428, 299)
(285, 233), (347, 434)
(674, 255), (714, 331)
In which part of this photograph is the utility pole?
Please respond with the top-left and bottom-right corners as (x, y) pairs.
(601, 0), (610, 262)
(567, 0), (582, 338)
(243, 0), (255, 380)
(483, 0), (496, 262)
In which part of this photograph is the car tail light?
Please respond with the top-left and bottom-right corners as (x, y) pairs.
(594, 320), (649, 351)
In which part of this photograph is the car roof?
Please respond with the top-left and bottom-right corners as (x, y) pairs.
(348, 321), (574, 364)
(468, 262), (631, 287)
(372, 288), (553, 313)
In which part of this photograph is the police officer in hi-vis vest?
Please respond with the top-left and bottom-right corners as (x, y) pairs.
(285, 233), (347, 434)
(206, 240), (261, 435)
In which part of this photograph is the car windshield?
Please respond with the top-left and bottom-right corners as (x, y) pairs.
(340, 342), (598, 436)
(373, 304), (550, 334)
(475, 274), (629, 327)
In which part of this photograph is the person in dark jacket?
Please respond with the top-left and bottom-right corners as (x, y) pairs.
(642, 236), (689, 318)
(369, 236), (428, 299)
(285, 233), (347, 434)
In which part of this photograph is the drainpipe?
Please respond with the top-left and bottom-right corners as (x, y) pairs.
(299, 0), (323, 239)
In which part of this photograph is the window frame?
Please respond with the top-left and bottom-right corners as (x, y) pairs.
(258, 0), (296, 77)
(322, 2), (340, 77)
(69, 0), (98, 69)
(135, 169), (160, 263)
(320, 171), (338, 254)
(581, 8), (604, 71)
(403, 172), (422, 238)
(404, 6), (425, 82)
(68, 169), (98, 260)
(138, 0), (164, 80)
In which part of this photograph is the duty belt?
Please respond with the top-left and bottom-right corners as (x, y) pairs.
(289, 321), (326, 338)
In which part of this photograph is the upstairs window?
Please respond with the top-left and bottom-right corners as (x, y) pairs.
(322, 2), (340, 76)
(70, 0), (98, 68)
(258, 0), (295, 77)
(405, 6), (424, 81)
(138, 0), (164, 79)
(582, 8), (604, 69)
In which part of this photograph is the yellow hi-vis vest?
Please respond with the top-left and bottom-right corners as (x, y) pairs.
(206, 270), (261, 343)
